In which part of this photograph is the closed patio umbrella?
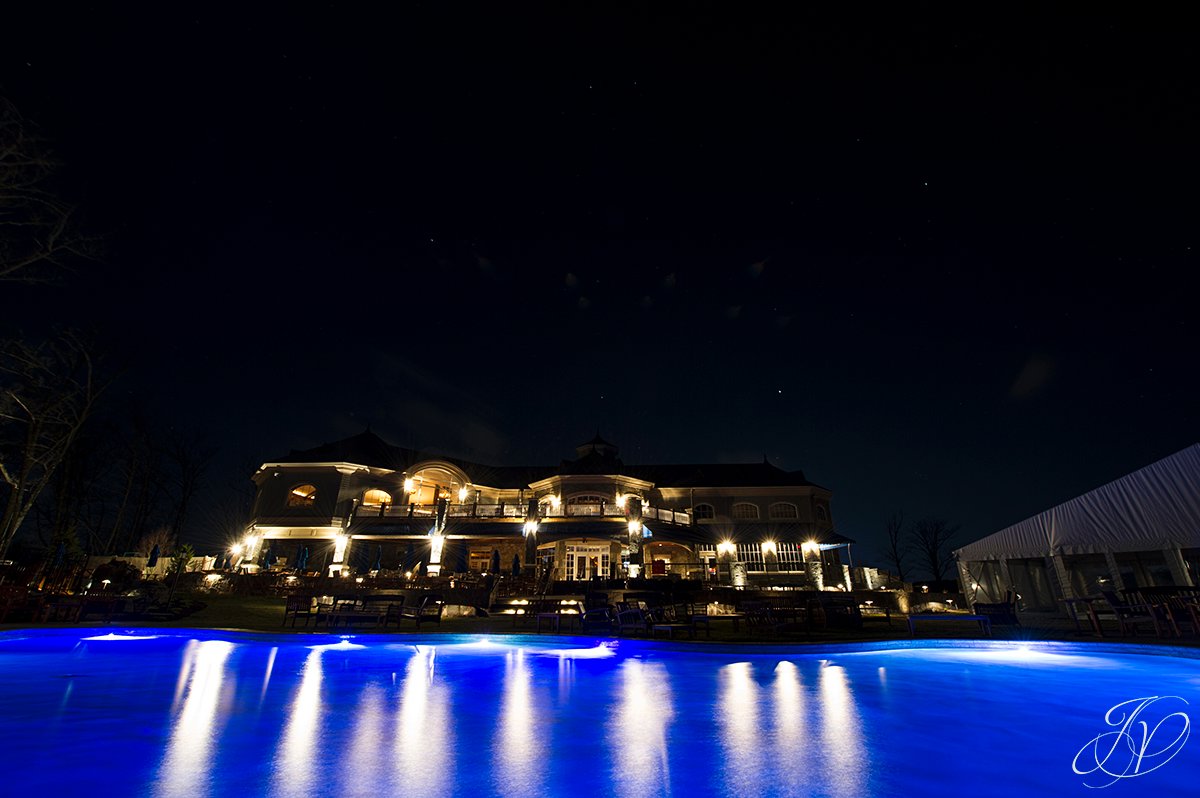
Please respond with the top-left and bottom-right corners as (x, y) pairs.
(373, 545), (383, 572)
(490, 549), (501, 574)
(146, 545), (160, 569)
(296, 546), (309, 572)
(511, 554), (521, 577)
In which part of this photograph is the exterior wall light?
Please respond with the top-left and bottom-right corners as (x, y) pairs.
(403, 478), (415, 493)
(523, 520), (539, 536)
(458, 487), (469, 502)
(760, 540), (778, 555)
(627, 520), (642, 536)
(801, 540), (820, 556)
(548, 494), (561, 509)
(716, 540), (737, 557)
(333, 534), (348, 564)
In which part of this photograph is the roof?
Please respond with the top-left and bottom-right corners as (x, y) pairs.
(271, 430), (821, 491)
(955, 443), (1200, 560)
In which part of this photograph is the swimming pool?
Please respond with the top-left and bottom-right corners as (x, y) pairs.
(0, 630), (1194, 797)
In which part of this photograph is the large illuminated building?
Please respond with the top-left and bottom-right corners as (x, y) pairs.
(241, 431), (851, 587)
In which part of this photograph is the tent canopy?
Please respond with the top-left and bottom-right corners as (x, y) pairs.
(956, 444), (1200, 561)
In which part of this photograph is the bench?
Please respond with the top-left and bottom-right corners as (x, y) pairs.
(908, 614), (991, 636)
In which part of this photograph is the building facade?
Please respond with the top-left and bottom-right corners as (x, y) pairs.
(242, 431), (851, 587)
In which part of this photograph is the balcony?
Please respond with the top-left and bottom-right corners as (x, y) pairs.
(353, 503), (692, 525)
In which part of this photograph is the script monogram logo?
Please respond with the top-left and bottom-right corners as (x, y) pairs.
(1072, 696), (1190, 788)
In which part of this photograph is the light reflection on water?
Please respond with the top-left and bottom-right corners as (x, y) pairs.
(272, 648), (324, 798)
(611, 659), (674, 798)
(396, 645), (454, 798)
(718, 662), (764, 796)
(157, 640), (235, 798)
(494, 648), (543, 797)
(818, 663), (865, 797)
(2, 633), (1198, 798)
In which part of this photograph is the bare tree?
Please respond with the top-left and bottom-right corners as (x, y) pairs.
(161, 428), (217, 542)
(0, 98), (93, 283)
(136, 525), (176, 558)
(882, 511), (910, 583)
(0, 331), (104, 558)
(908, 517), (960, 582)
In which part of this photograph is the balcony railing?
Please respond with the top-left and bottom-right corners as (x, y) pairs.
(353, 503), (691, 525)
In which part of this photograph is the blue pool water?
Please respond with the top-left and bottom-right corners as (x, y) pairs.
(0, 630), (1196, 797)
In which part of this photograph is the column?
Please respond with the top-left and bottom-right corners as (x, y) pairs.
(1164, 546), (1192, 587)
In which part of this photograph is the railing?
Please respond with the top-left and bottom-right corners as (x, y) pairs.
(353, 503), (692, 525)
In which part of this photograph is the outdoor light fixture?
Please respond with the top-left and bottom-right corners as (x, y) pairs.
(333, 534), (348, 564)
(548, 494), (561, 509)
(458, 487), (468, 502)
(616, 494), (627, 509)
(403, 478), (415, 493)
(627, 520), (642, 535)
(523, 520), (539, 536)
(716, 540), (736, 556)
(801, 540), (820, 555)
(230, 543), (244, 556)
(760, 540), (778, 555)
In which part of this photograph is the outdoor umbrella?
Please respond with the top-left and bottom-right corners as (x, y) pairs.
(511, 554), (521, 577)
(490, 549), (501, 574)
(260, 545), (272, 566)
(373, 545), (383, 572)
(404, 542), (416, 569)
(146, 545), (160, 569)
(296, 546), (309, 572)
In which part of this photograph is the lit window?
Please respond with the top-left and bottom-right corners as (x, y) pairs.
(362, 489), (392, 507)
(693, 503), (715, 520)
(768, 502), (798, 519)
(287, 484), (317, 508)
(732, 502), (760, 520)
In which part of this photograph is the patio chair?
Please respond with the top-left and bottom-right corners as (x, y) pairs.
(580, 607), (616, 634)
(973, 590), (1020, 626)
(400, 594), (444, 627)
(1099, 590), (1166, 637)
(282, 594), (316, 627)
(616, 607), (652, 635)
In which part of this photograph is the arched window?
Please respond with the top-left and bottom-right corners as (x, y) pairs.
(816, 505), (828, 521)
(287, 484), (317, 508)
(768, 502), (798, 519)
(362, 489), (392, 507)
(693, 503), (716, 520)
(566, 495), (607, 516)
(732, 502), (760, 520)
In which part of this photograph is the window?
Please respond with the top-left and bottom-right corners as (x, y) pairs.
(732, 502), (760, 520)
(693, 503), (715, 520)
(566, 495), (607, 516)
(816, 505), (828, 521)
(768, 502), (798, 519)
(362, 489), (392, 507)
(287, 484), (317, 508)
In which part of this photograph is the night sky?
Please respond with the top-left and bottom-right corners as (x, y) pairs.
(3, 5), (1197, 561)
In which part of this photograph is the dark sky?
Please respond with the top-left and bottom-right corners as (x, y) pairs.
(3, 5), (1197, 562)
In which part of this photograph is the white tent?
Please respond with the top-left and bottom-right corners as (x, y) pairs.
(956, 444), (1200, 607)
